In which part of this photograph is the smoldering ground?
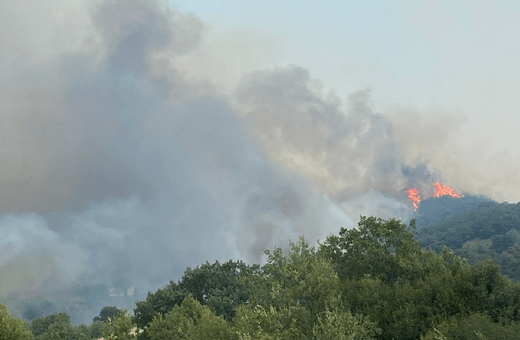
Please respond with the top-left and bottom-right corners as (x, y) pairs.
(0, 0), (504, 323)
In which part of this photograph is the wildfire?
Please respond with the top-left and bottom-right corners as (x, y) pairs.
(433, 181), (462, 198)
(406, 188), (421, 211)
(406, 181), (462, 211)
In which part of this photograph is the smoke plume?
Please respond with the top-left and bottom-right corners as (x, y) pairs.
(0, 0), (495, 323)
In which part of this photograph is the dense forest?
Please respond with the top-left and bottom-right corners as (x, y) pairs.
(416, 195), (520, 281)
(2, 216), (520, 339)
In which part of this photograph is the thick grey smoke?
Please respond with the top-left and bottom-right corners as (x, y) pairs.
(0, 0), (461, 323)
(234, 67), (437, 212)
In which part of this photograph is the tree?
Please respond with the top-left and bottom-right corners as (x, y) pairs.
(127, 215), (520, 340)
(93, 306), (125, 323)
(29, 313), (70, 339)
(421, 313), (520, 340)
(455, 229), (520, 282)
(133, 281), (186, 329)
(232, 304), (308, 340)
(134, 260), (253, 329)
(89, 321), (105, 339)
(145, 295), (232, 340)
(251, 238), (343, 322)
(319, 216), (422, 283)
(0, 304), (33, 340)
(318, 216), (520, 340)
(29, 312), (96, 340)
(234, 237), (380, 340)
(416, 201), (520, 252)
(102, 310), (136, 340)
(36, 321), (88, 340)
(313, 309), (381, 340)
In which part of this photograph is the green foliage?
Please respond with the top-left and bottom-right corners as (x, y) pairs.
(134, 260), (253, 328)
(0, 304), (33, 340)
(30, 313), (70, 338)
(254, 238), (342, 315)
(29, 312), (104, 340)
(313, 309), (381, 340)
(7, 214), (520, 340)
(417, 201), (520, 252)
(93, 306), (125, 323)
(133, 280), (186, 329)
(145, 295), (232, 340)
(36, 321), (89, 340)
(232, 304), (308, 340)
(414, 195), (494, 230)
(131, 216), (520, 339)
(234, 237), (380, 340)
(319, 216), (422, 283)
(421, 313), (520, 340)
(319, 216), (520, 340)
(179, 260), (252, 321)
(102, 310), (136, 340)
(456, 229), (520, 281)
(491, 231), (518, 253)
(89, 321), (104, 339)
(140, 237), (381, 340)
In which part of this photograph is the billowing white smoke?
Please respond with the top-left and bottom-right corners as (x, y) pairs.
(0, 0), (458, 323)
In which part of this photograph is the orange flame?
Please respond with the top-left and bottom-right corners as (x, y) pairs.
(406, 188), (421, 211)
(406, 181), (462, 210)
(433, 181), (462, 198)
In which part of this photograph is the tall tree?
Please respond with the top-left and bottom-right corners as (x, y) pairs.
(30, 313), (70, 339)
(146, 295), (232, 340)
(134, 260), (253, 328)
(0, 304), (33, 340)
(235, 237), (380, 340)
(319, 216), (422, 283)
(102, 311), (136, 340)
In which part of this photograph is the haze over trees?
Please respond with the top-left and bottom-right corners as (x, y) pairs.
(2, 215), (520, 339)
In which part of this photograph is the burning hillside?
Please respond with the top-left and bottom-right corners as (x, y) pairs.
(407, 181), (463, 211)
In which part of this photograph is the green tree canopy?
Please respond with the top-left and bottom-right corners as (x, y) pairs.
(319, 216), (520, 340)
(7, 215), (520, 340)
(319, 216), (422, 283)
(102, 311), (136, 340)
(0, 304), (33, 340)
(146, 295), (231, 340)
(233, 237), (380, 340)
(421, 313), (520, 340)
(30, 313), (70, 338)
(29, 312), (99, 340)
(134, 260), (253, 328)
(93, 306), (125, 323)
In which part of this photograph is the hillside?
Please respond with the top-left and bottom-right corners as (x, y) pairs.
(414, 195), (520, 281)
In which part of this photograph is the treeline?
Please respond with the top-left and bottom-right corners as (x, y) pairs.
(416, 199), (520, 281)
(2, 216), (520, 339)
(414, 195), (496, 230)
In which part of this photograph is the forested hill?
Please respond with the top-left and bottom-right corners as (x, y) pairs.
(414, 194), (496, 230)
(415, 195), (520, 281)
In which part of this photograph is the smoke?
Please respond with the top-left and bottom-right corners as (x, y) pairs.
(234, 67), (438, 216)
(0, 0), (492, 323)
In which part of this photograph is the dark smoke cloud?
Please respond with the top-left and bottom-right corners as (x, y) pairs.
(0, 0), (455, 323)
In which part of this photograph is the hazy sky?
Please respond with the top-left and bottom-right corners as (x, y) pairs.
(173, 0), (520, 120)
(171, 0), (520, 201)
(1, 0), (519, 322)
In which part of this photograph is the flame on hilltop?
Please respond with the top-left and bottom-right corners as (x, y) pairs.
(433, 181), (462, 198)
(407, 181), (462, 211)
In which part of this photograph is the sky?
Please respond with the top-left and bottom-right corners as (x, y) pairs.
(0, 0), (519, 322)
(171, 0), (520, 200)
